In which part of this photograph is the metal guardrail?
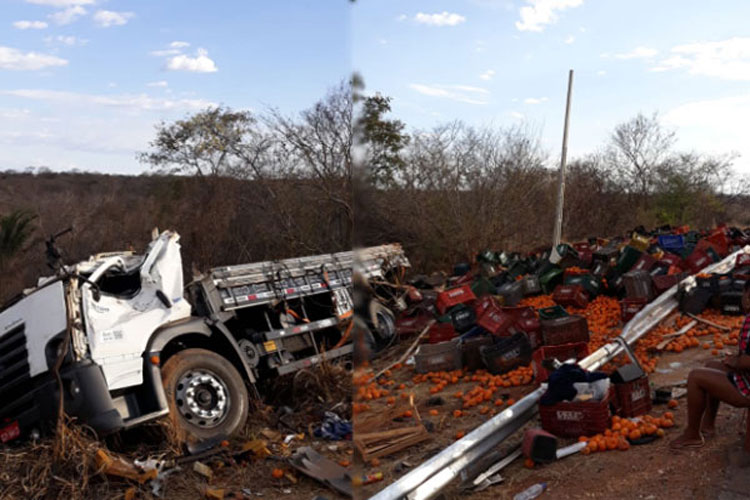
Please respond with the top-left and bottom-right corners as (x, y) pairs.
(370, 247), (749, 500)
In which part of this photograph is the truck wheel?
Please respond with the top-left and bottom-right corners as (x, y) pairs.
(369, 300), (396, 344)
(161, 348), (248, 443)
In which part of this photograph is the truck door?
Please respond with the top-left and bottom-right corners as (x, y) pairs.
(81, 232), (191, 390)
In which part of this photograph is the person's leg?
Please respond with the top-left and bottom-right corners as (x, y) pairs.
(701, 362), (729, 435)
(671, 368), (750, 449)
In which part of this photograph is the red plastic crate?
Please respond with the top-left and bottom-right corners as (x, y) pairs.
(706, 230), (729, 257)
(684, 249), (712, 274)
(532, 342), (589, 383)
(737, 254), (750, 268)
(620, 297), (647, 322)
(632, 253), (656, 272)
(652, 272), (688, 294)
(395, 312), (434, 337)
(539, 388), (614, 437)
(478, 305), (516, 337)
(436, 285), (477, 314)
(428, 323), (456, 344)
(614, 376), (652, 417)
(540, 315), (589, 346)
(659, 253), (684, 269)
(552, 284), (589, 308)
(473, 295), (498, 318)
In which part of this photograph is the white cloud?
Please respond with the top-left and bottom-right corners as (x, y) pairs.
(612, 46), (658, 59)
(564, 35), (575, 44)
(396, 14), (407, 22)
(509, 111), (525, 120)
(524, 96), (548, 104)
(596, 70), (606, 76)
(25, 0), (93, 6)
(49, 5), (86, 25)
(516, 0), (583, 32)
(650, 37), (750, 80)
(165, 48), (218, 73)
(0, 108), (32, 119)
(147, 80), (168, 88)
(170, 41), (190, 49)
(664, 95), (750, 169)
(150, 49), (181, 57)
(13, 20), (48, 29)
(479, 69), (495, 81)
(93, 10), (134, 27)
(0, 88), (215, 112)
(414, 12), (466, 26)
(409, 83), (489, 104)
(0, 46), (68, 71)
(44, 35), (87, 46)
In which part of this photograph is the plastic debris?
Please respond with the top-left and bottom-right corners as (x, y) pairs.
(314, 412), (352, 441)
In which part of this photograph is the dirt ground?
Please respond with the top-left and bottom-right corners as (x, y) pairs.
(357, 312), (749, 500)
(0, 363), (353, 500)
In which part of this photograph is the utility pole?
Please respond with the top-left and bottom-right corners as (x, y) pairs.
(553, 69), (574, 249)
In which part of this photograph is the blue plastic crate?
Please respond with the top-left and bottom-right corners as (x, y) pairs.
(657, 234), (684, 252)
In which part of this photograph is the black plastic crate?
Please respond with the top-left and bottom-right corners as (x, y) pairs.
(480, 332), (532, 375)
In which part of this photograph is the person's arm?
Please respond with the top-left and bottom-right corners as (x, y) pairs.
(724, 354), (750, 371)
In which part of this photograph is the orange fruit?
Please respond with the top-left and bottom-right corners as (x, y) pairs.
(524, 458), (535, 469)
(667, 399), (678, 409)
(429, 409), (439, 416)
(455, 431), (465, 439)
(272, 468), (285, 479)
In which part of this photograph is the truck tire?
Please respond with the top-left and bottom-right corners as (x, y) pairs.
(161, 348), (249, 443)
(369, 300), (396, 344)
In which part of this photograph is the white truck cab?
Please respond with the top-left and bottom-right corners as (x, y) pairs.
(0, 230), (406, 446)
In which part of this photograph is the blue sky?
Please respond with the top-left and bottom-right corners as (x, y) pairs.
(353, 0), (750, 174)
(0, 0), (350, 174)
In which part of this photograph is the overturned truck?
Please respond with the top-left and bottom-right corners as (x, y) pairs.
(0, 231), (408, 445)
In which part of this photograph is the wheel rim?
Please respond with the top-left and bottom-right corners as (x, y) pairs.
(175, 369), (231, 428)
(376, 310), (396, 340)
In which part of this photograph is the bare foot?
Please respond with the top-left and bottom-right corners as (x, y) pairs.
(728, 448), (750, 467)
(669, 434), (705, 450)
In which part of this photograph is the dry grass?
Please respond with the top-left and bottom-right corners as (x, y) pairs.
(0, 359), (353, 500)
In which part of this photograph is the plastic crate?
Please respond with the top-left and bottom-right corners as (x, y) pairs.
(616, 245), (642, 273)
(631, 253), (657, 272)
(684, 249), (712, 275)
(540, 315), (589, 346)
(395, 312), (434, 337)
(477, 305), (516, 337)
(564, 273), (601, 298)
(737, 254), (750, 268)
(720, 291), (746, 315)
(614, 376), (652, 418)
(658, 253), (684, 269)
(621, 297), (647, 322)
(552, 284), (589, 308)
(538, 305), (568, 320)
(658, 234), (685, 252)
(461, 335), (494, 371)
(522, 275), (542, 296)
(473, 295), (498, 318)
(622, 270), (653, 301)
(539, 388), (613, 437)
(480, 332), (532, 375)
(436, 285), (477, 315)
(532, 342), (589, 383)
(428, 322), (457, 344)
(497, 281), (523, 307)
(652, 273), (688, 295)
(415, 341), (462, 374)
